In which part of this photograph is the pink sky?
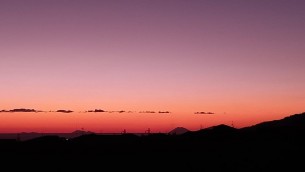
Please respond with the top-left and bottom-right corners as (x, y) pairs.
(0, 0), (305, 133)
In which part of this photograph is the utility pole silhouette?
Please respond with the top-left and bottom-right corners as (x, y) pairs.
(145, 128), (151, 135)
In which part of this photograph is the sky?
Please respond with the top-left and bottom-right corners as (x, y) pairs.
(0, 0), (305, 133)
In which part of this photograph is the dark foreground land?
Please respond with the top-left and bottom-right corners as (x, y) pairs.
(1, 112), (305, 172)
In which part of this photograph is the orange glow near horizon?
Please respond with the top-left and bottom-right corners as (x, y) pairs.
(0, 107), (304, 133)
(1, 84), (304, 133)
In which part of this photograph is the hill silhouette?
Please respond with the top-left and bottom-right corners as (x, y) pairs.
(1, 112), (305, 171)
(243, 112), (305, 130)
(168, 127), (189, 135)
(187, 124), (236, 135)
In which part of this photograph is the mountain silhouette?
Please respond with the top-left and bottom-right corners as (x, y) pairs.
(239, 112), (305, 141)
(1, 112), (305, 171)
(244, 112), (305, 130)
(71, 130), (94, 135)
(204, 124), (236, 132)
(168, 127), (189, 135)
(184, 124), (237, 138)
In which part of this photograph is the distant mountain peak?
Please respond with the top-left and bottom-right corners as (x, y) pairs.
(72, 130), (94, 135)
(168, 127), (189, 135)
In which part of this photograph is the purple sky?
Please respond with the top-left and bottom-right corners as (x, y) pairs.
(0, 0), (305, 132)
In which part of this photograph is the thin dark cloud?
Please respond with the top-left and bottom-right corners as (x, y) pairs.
(0, 108), (42, 113)
(56, 110), (73, 113)
(108, 110), (126, 113)
(0, 109), (171, 114)
(87, 109), (107, 113)
(139, 111), (156, 113)
(158, 111), (171, 114)
(195, 112), (215, 115)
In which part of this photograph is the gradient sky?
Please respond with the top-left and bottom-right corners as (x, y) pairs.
(1, 0), (305, 133)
